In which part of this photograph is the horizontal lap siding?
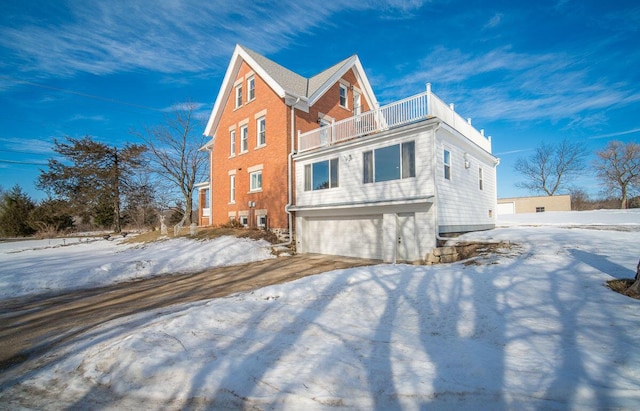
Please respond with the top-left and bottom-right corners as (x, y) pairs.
(294, 123), (436, 208)
(435, 127), (497, 232)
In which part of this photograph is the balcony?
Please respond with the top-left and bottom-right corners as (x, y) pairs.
(297, 84), (491, 154)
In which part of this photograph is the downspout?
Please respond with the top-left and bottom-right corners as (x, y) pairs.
(273, 97), (300, 247)
(432, 123), (450, 243)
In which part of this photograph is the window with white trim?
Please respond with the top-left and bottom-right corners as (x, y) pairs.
(247, 76), (255, 102)
(257, 117), (266, 146)
(250, 170), (262, 191)
(229, 174), (236, 203)
(241, 125), (248, 152)
(304, 158), (339, 191)
(363, 141), (415, 184)
(257, 215), (267, 228)
(478, 167), (484, 190)
(235, 84), (243, 108)
(230, 130), (236, 156)
(444, 149), (451, 180)
(339, 84), (348, 108)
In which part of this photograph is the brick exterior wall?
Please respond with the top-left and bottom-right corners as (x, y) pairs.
(207, 61), (370, 232)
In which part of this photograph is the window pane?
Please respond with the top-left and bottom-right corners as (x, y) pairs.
(230, 131), (235, 155)
(375, 144), (400, 182)
(251, 171), (262, 190)
(241, 127), (248, 151)
(444, 150), (451, 180)
(363, 151), (373, 183)
(330, 158), (339, 188)
(248, 77), (255, 100)
(402, 141), (415, 178)
(258, 118), (266, 145)
(236, 85), (242, 107)
(339, 85), (347, 107)
(312, 161), (329, 190)
(230, 175), (235, 202)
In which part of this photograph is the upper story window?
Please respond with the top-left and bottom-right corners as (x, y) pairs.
(353, 90), (362, 116)
(257, 117), (266, 146)
(304, 158), (339, 191)
(339, 84), (348, 108)
(250, 170), (262, 192)
(363, 141), (415, 184)
(444, 149), (451, 180)
(478, 167), (484, 190)
(230, 129), (236, 157)
(247, 76), (255, 101)
(235, 83), (243, 108)
(240, 125), (249, 152)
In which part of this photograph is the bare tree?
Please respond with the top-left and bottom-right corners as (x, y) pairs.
(140, 102), (208, 226)
(593, 140), (640, 209)
(514, 138), (588, 196)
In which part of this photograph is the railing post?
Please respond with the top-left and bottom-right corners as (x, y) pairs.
(331, 119), (335, 145)
(426, 83), (431, 116)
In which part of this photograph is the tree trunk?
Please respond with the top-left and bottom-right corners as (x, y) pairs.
(112, 148), (122, 233)
(185, 192), (193, 225)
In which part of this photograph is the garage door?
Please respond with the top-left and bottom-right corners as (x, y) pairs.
(497, 202), (515, 215)
(304, 215), (383, 260)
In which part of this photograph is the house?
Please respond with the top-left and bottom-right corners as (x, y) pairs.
(497, 194), (571, 215)
(199, 44), (377, 239)
(200, 45), (499, 263)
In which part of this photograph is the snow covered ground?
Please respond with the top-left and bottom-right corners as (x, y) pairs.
(1, 210), (640, 410)
(0, 235), (275, 300)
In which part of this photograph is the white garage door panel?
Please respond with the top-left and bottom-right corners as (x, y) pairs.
(497, 202), (515, 215)
(305, 215), (383, 259)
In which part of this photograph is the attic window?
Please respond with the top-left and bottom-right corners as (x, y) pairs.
(339, 84), (348, 108)
(247, 76), (255, 101)
(235, 83), (243, 108)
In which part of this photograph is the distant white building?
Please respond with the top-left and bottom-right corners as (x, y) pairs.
(497, 194), (571, 215)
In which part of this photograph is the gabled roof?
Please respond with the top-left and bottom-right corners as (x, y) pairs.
(204, 45), (378, 137)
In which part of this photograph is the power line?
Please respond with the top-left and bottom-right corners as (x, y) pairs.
(0, 75), (164, 112)
(0, 159), (48, 165)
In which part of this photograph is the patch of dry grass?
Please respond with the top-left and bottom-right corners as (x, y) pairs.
(606, 279), (640, 300)
(122, 226), (280, 245)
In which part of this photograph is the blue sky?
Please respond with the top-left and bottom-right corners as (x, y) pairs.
(1, 0), (639, 202)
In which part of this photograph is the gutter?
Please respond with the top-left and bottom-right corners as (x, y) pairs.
(272, 97), (301, 248)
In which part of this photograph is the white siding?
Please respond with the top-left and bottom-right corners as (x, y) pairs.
(435, 126), (497, 233)
(295, 122), (436, 208)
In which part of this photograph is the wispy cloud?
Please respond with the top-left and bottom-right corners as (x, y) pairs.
(483, 13), (502, 29)
(0, 137), (53, 155)
(589, 128), (640, 140)
(376, 44), (638, 127)
(0, 0), (430, 79)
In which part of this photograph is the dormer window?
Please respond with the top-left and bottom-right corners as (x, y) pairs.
(339, 84), (348, 108)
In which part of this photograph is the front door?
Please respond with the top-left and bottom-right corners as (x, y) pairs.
(396, 212), (417, 262)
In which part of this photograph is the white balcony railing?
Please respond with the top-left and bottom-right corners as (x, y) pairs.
(297, 84), (491, 154)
